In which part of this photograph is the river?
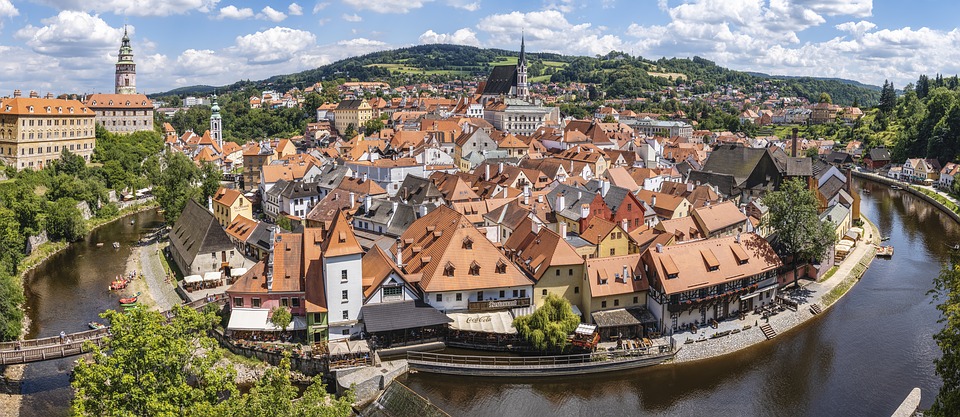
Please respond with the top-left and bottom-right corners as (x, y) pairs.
(15, 181), (948, 416)
(401, 179), (946, 416)
(18, 209), (164, 417)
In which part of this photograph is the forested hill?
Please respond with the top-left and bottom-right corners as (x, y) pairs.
(152, 44), (879, 106)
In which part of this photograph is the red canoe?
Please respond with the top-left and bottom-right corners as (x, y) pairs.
(119, 292), (141, 305)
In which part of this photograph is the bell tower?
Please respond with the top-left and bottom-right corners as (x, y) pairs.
(115, 26), (137, 95)
(515, 32), (529, 100)
(210, 93), (223, 148)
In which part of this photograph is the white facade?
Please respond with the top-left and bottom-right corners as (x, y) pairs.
(323, 253), (364, 340)
(363, 273), (419, 305)
(424, 285), (534, 312)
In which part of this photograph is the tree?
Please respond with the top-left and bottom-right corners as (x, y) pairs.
(269, 306), (292, 333)
(804, 147), (820, 159)
(0, 206), (24, 275)
(601, 115), (618, 123)
(762, 178), (837, 286)
(154, 152), (202, 221)
(343, 123), (357, 138)
(224, 358), (353, 417)
(0, 269), (24, 341)
(931, 258), (960, 415)
(275, 216), (293, 231)
(513, 294), (580, 352)
(363, 118), (384, 136)
(879, 80), (897, 114)
(200, 162), (223, 202)
(46, 197), (88, 241)
(818, 92), (832, 104)
(55, 148), (87, 178)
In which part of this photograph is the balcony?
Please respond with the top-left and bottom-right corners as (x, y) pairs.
(468, 297), (531, 312)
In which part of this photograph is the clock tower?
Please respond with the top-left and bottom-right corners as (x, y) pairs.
(115, 26), (137, 95)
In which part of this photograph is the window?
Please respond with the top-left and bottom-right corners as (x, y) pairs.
(384, 286), (402, 298)
(462, 237), (473, 249)
(291, 297), (300, 308)
(614, 299), (620, 307)
(499, 290), (505, 298)
(341, 270), (348, 282)
(252, 298), (261, 308)
(444, 263), (455, 276)
(569, 268), (574, 275)
(496, 261), (507, 274)
(609, 248), (615, 256)
(556, 269), (560, 276)
(281, 298), (289, 307)
(341, 290), (348, 301)
(342, 311), (349, 320)
(633, 296), (639, 304)
(469, 262), (480, 276)
(313, 313), (323, 323)
(477, 291), (484, 301)
(456, 293), (462, 301)
(436, 293), (443, 302)
(342, 329), (349, 335)
(542, 289), (548, 296)
(601, 301), (607, 308)
(233, 297), (243, 307)
(520, 289), (526, 297)
(574, 286), (580, 294)
(512, 289), (519, 298)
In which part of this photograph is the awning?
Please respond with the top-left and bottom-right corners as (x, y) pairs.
(184, 275), (202, 284)
(328, 339), (370, 355)
(203, 272), (222, 282)
(740, 283), (779, 300)
(227, 308), (306, 331)
(575, 323), (597, 335)
(590, 307), (656, 328)
(571, 304), (583, 318)
(447, 311), (517, 334)
(230, 268), (248, 277)
(361, 301), (452, 333)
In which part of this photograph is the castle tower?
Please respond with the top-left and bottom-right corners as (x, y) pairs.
(515, 33), (529, 100)
(210, 93), (223, 148)
(115, 26), (137, 95)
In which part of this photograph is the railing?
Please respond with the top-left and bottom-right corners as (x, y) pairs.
(467, 297), (531, 311)
(407, 344), (673, 368)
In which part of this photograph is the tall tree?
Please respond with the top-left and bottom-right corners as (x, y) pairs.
(0, 269), (24, 341)
(762, 178), (837, 286)
(513, 294), (580, 352)
(879, 80), (897, 114)
(154, 152), (202, 221)
(931, 257), (960, 415)
(46, 197), (88, 241)
(818, 92), (832, 104)
(917, 75), (930, 100)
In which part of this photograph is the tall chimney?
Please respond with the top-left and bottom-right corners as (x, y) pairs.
(556, 192), (566, 211)
(396, 239), (403, 268)
(208, 196), (213, 212)
(28, 90), (38, 98)
(364, 194), (372, 212)
(621, 218), (629, 232)
(523, 185), (530, 205)
(13, 90), (21, 98)
(792, 127), (799, 158)
(349, 192), (356, 209)
(651, 195), (657, 208)
(559, 220), (567, 239)
(485, 164), (490, 181)
(266, 227), (276, 291)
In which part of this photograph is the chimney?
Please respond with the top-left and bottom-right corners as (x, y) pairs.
(28, 90), (38, 98)
(391, 201), (398, 214)
(651, 195), (657, 208)
(532, 220), (541, 234)
(559, 220), (567, 239)
(687, 182), (694, 192)
(364, 194), (372, 212)
(621, 218), (629, 232)
(580, 203), (590, 219)
(556, 192), (566, 211)
(208, 196), (213, 212)
(361, 172), (368, 183)
(523, 185), (530, 205)
(656, 243), (663, 253)
(419, 204), (428, 218)
(792, 127), (799, 158)
(349, 192), (356, 209)
(13, 90), (21, 98)
(498, 161), (504, 175)
(396, 239), (404, 268)
(735, 232), (741, 243)
(622, 265), (629, 282)
(44, 92), (53, 99)
(266, 227), (277, 291)
(485, 164), (491, 181)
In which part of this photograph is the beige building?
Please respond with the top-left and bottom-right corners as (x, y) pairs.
(85, 94), (154, 134)
(333, 100), (373, 135)
(212, 186), (253, 227)
(0, 93), (96, 170)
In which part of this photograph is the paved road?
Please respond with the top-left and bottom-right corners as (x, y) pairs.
(139, 240), (181, 311)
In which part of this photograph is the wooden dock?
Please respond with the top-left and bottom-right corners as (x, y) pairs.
(407, 345), (675, 377)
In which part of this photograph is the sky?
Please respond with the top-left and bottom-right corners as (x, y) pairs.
(1, 0), (960, 95)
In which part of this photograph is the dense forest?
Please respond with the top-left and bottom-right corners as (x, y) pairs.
(152, 45), (879, 106)
(891, 74), (960, 165)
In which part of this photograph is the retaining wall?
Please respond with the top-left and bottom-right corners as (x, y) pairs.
(853, 171), (960, 224)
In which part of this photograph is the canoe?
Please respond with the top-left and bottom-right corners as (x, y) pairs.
(109, 278), (130, 291)
(88, 322), (107, 330)
(119, 292), (141, 305)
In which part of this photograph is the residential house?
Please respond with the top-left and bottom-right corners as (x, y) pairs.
(169, 199), (252, 277)
(211, 187), (253, 228)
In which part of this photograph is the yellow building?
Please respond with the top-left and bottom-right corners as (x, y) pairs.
(0, 94), (96, 170)
(333, 99), (373, 135)
(242, 142), (276, 191)
(513, 227), (587, 314)
(581, 217), (635, 258)
(583, 254), (647, 326)
(212, 187), (253, 227)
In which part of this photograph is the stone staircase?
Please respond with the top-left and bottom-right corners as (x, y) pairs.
(760, 323), (777, 340)
(809, 303), (823, 315)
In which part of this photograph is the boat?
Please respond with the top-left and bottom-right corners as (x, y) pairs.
(118, 292), (141, 305)
(862, 189), (871, 194)
(112, 242), (120, 249)
(130, 220), (135, 225)
(877, 246), (895, 257)
(946, 243), (960, 251)
(891, 185), (902, 190)
(109, 277), (130, 291)
(880, 236), (890, 242)
(88, 321), (107, 330)
(96, 242), (104, 247)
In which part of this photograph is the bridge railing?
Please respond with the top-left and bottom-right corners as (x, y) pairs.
(0, 328), (109, 352)
(0, 334), (108, 365)
(407, 345), (673, 368)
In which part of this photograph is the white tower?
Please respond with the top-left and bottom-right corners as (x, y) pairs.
(210, 93), (223, 149)
(115, 26), (137, 95)
(516, 33), (529, 100)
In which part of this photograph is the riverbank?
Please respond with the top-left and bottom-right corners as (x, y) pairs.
(671, 215), (880, 363)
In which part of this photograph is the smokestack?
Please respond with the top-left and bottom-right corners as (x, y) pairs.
(349, 192), (356, 209)
(28, 90), (38, 98)
(485, 164), (490, 181)
(364, 194), (372, 212)
(792, 127), (799, 158)
(396, 239), (403, 268)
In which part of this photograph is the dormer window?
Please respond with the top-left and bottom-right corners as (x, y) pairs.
(495, 260), (507, 274)
(443, 262), (455, 277)
(462, 237), (473, 249)
(469, 261), (480, 276)
(27, 106), (34, 113)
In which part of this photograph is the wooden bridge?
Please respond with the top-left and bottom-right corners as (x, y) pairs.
(0, 295), (227, 365)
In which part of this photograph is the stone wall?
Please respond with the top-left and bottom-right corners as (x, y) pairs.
(335, 359), (408, 405)
(853, 171), (960, 224)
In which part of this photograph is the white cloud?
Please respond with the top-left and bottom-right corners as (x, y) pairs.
(233, 26), (316, 64)
(419, 28), (480, 46)
(32, 0), (220, 17)
(15, 11), (124, 58)
(174, 49), (233, 77)
(477, 10), (623, 56)
(337, 38), (386, 47)
(342, 13), (362, 22)
(312, 1), (330, 13)
(446, 0), (479, 11)
(257, 6), (287, 22)
(0, 0), (19, 18)
(836, 20), (877, 37)
(288, 3), (303, 15)
(342, 0), (430, 14)
(216, 5), (254, 19)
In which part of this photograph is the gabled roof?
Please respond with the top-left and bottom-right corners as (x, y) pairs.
(225, 215), (259, 242)
(691, 201), (747, 235)
(362, 245), (409, 298)
(482, 65), (517, 96)
(169, 200), (236, 265)
(213, 187), (243, 207)
(867, 148), (891, 161)
(581, 217), (619, 245)
(320, 209), (364, 258)
(586, 254), (646, 298)
(513, 227), (584, 281)
(394, 175), (444, 205)
(303, 227), (327, 313)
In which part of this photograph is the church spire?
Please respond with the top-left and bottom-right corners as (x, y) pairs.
(519, 31), (526, 66)
(515, 32), (529, 100)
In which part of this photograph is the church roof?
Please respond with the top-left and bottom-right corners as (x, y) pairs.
(482, 65), (517, 97)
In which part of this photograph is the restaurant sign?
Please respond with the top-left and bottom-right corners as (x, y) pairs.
(465, 316), (493, 324)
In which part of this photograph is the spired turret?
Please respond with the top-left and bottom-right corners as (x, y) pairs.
(115, 26), (137, 95)
(516, 32), (529, 100)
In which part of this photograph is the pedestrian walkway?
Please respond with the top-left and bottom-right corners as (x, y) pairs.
(140, 240), (180, 311)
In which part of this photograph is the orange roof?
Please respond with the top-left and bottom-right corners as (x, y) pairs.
(513, 227), (584, 281)
(213, 187), (243, 207)
(319, 210), (364, 258)
(337, 176), (387, 196)
(396, 206), (532, 293)
(303, 227), (328, 313)
(193, 147), (221, 163)
(691, 201), (747, 234)
(85, 93), (152, 109)
(222, 141), (241, 155)
(581, 217), (618, 245)
(261, 162), (311, 184)
(644, 233), (781, 295)
(362, 245), (407, 298)
(229, 232), (303, 294)
(586, 254), (647, 297)
(1, 97), (92, 116)
(225, 215), (259, 242)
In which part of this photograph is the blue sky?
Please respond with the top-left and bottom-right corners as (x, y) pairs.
(1, 0), (959, 94)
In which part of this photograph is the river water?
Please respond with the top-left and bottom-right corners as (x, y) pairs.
(401, 179), (947, 416)
(18, 209), (164, 417)
(14, 181), (948, 416)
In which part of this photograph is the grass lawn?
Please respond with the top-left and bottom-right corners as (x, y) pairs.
(648, 71), (687, 80)
(819, 266), (839, 282)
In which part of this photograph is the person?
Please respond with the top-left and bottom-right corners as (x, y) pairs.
(14, 340), (21, 351)
(59, 331), (66, 344)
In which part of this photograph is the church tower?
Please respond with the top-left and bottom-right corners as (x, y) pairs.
(115, 26), (137, 95)
(210, 93), (223, 148)
(515, 33), (529, 100)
